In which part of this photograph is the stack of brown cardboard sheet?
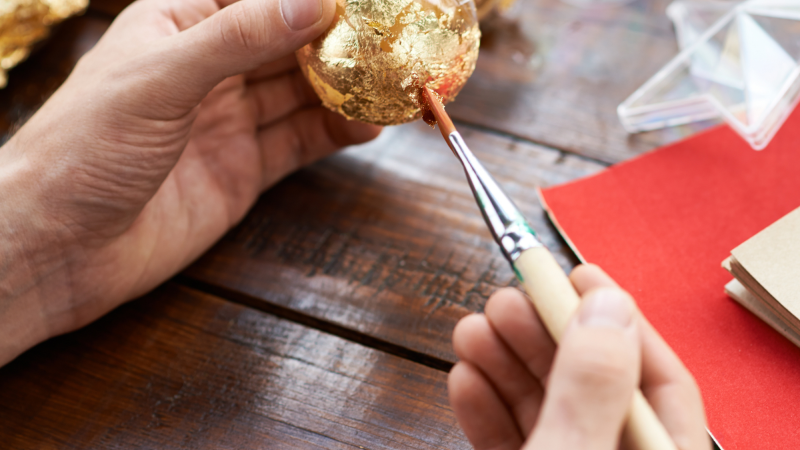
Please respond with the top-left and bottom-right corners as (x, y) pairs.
(723, 206), (800, 348)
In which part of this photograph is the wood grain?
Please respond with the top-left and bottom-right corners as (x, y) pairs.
(0, 283), (468, 449)
(449, 0), (721, 164)
(183, 122), (605, 365)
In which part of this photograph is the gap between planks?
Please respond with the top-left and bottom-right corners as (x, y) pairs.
(175, 275), (456, 373)
(453, 118), (615, 167)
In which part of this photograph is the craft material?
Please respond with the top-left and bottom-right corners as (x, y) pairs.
(540, 107), (800, 450)
(0, 0), (87, 88)
(618, 0), (800, 150)
(422, 87), (677, 450)
(296, 0), (480, 126)
(722, 206), (800, 349)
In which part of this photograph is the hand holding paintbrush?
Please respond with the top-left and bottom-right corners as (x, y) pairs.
(449, 265), (711, 450)
(422, 87), (708, 450)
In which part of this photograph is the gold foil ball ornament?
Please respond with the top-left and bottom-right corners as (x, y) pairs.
(297, 0), (481, 126)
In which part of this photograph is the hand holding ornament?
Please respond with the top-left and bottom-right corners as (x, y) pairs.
(0, 0), (381, 365)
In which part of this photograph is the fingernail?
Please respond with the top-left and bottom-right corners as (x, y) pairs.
(281, 0), (324, 31)
(579, 288), (633, 329)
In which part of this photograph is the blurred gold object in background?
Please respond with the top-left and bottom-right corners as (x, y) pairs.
(0, 0), (88, 88)
(297, 0), (481, 126)
(475, 0), (516, 20)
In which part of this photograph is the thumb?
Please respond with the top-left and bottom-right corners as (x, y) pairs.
(152, 0), (335, 108)
(527, 288), (641, 450)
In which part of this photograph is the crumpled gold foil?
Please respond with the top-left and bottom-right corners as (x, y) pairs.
(0, 0), (88, 88)
(297, 0), (481, 126)
(474, 0), (516, 20)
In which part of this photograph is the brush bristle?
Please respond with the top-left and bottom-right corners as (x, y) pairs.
(423, 87), (457, 139)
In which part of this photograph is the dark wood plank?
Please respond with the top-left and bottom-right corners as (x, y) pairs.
(0, 14), (111, 144)
(183, 122), (605, 365)
(449, 0), (721, 163)
(0, 283), (468, 449)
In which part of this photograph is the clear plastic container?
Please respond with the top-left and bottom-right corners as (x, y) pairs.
(618, 0), (800, 150)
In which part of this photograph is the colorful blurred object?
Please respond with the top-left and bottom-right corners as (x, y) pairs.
(619, 0), (800, 150)
(475, 0), (516, 20)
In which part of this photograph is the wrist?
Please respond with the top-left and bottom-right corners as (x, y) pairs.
(0, 142), (76, 365)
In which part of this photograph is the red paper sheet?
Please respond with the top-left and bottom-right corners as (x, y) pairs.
(540, 110), (800, 450)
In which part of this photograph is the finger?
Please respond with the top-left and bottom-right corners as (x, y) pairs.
(159, 0), (222, 32)
(570, 265), (710, 450)
(448, 362), (524, 450)
(256, 107), (382, 189)
(160, 0), (337, 107)
(570, 263), (619, 294)
(484, 288), (557, 384)
(98, 0), (220, 46)
(452, 314), (545, 436)
(638, 319), (710, 450)
(245, 54), (300, 82)
(247, 70), (319, 126)
(529, 288), (640, 450)
(149, 0), (246, 32)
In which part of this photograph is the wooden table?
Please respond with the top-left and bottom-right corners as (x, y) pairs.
(0, 0), (718, 448)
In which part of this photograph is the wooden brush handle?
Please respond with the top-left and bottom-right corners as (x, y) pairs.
(514, 247), (677, 450)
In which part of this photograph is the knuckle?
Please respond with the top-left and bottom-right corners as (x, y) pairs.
(451, 315), (498, 363)
(453, 314), (487, 342)
(485, 287), (521, 311)
(219, 5), (261, 56)
(452, 315), (482, 350)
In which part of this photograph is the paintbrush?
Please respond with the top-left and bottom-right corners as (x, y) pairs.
(422, 87), (677, 450)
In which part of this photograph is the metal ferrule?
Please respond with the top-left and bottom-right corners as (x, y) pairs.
(447, 132), (543, 264)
